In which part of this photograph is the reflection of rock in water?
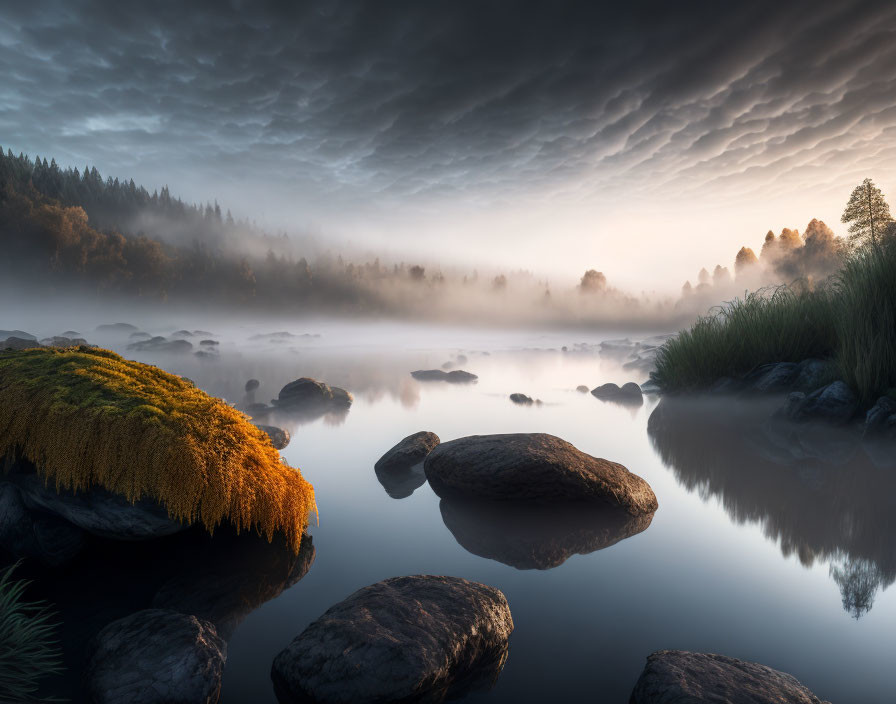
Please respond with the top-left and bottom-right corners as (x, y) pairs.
(648, 396), (896, 617)
(375, 462), (428, 499)
(19, 527), (314, 698)
(439, 497), (653, 570)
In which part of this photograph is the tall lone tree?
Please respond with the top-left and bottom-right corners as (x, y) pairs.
(841, 178), (892, 249)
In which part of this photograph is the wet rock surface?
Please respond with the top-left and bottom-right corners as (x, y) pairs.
(424, 433), (657, 515)
(271, 575), (513, 704)
(375, 431), (441, 473)
(86, 608), (226, 704)
(629, 650), (831, 704)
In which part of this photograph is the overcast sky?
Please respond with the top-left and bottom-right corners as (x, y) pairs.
(3, 0), (896, 290)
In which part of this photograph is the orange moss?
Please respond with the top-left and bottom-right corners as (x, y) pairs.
(0, 346), (315, 551)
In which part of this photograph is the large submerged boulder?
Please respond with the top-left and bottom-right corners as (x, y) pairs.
(86, 608), (226, 704)
(271, 575), (512, 704)
(424, 433), (657, 515)
(629, 650), (830, 704)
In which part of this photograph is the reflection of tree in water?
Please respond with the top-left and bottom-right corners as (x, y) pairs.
(830, 558), (884, 620)
(648, 396), (896, 618)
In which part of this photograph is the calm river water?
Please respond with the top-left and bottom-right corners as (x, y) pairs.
(17, 318), (896, 702)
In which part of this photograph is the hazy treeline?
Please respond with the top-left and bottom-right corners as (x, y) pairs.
(0, 147), (856, 328)
(679, 218), (847, 310)
(0, 148), (668, 326)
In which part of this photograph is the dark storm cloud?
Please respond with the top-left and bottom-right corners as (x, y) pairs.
(2, 0), (896, 216)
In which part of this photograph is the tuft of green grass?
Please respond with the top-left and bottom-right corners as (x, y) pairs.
(0, 563), (62, 703)
(654, 236), (896, 405)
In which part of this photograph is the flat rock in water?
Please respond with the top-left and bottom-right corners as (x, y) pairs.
(375, 431), (441, 473)
(271, 575), (513, 704)
(411, 369), (478, 383)
(509, 393), (534, 405)
(424, 433), (657, 515)
(86, 608), (226, 704)
(591, 382), (643, 403)
(629, 650), (830, 704)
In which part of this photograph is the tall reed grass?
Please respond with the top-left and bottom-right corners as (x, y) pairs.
(654, 237), (896, 405)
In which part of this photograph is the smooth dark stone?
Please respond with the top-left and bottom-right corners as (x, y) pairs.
(424, 433), (658, 515)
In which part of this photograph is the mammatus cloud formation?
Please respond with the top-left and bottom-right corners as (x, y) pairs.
(2, 1), (896, 285)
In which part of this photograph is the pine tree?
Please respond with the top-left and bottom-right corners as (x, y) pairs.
(842, 178), (893, 249)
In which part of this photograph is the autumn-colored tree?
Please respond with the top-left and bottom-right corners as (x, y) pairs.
(842, 178), (892, 249)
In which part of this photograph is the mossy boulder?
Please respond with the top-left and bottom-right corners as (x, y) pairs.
(0, 346), (315, 551)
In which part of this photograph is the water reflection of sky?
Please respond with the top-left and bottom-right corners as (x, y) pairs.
(19, 319), (896, 702)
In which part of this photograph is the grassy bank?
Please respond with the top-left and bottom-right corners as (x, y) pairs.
(0, 346), (315, 551)
(654, 238), (896, 405)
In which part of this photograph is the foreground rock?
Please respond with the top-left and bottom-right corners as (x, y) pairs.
(591, 382), (643, 404)
(272, 377), (353, 410)
(629, 650), (830, 704)
(375, 431), (441, 473)
(271, 575), (512, 704)
(440, 497), (653, 569)
(86, 609), (226, 704)
(411, 369), (478, 383)
(255, 424), (291, 450)
(424, 434), (657, 515)
(3, 456), (185, 540)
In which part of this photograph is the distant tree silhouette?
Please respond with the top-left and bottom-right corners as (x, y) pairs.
(579, 269), (607, 292)
(842, 178), (892, 249)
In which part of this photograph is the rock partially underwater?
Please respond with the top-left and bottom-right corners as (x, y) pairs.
(424, 433), (657, 516)
(271, 575), (512, 704)
(374, 431), (440, 498)
(591, 381), (643, 405)
(629, 650), (830, 704)
(411, 369), (478, 383)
